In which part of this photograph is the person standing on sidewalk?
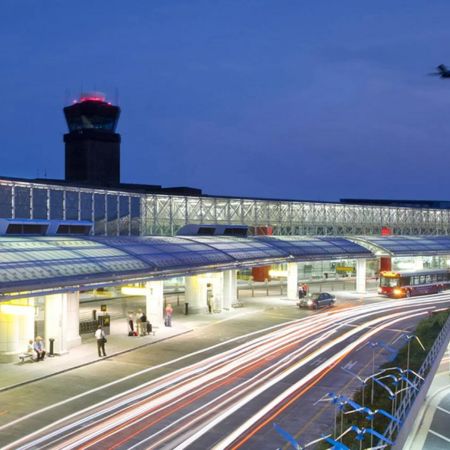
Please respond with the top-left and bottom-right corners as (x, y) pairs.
(95, 325), (107, 357)
(165, 303), (173, 327)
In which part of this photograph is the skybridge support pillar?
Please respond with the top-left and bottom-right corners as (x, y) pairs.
(356, 259), (367, 294)
(287, 262), (298, 300)
(223, 270), (237, 310)
(145, 280), (164, 328)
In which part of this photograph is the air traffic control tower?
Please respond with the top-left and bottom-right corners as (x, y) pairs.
(64, 92), (121, 187)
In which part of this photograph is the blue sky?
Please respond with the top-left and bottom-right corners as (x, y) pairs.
(1, 0), (450, 201)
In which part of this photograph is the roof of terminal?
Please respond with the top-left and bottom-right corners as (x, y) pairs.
(0, 235), (371, 297)
(352, 235), (450, 256)
(1, 235), (450, 298)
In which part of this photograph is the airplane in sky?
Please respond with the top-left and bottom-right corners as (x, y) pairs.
(429, 64), (450, 78)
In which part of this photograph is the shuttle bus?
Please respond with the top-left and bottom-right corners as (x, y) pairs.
(378, 269), (450, 298)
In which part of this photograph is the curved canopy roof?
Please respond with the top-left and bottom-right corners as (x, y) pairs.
(0, 235), (371, 296)
(352, 236), (450, 256)
(256, 236), (372, 260)
(1, 234), (448, 298)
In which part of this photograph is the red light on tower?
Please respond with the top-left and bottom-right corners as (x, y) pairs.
(78, 91), (107, 103)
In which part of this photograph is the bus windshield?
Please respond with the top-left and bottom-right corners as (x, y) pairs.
(380, 277), (399, 288)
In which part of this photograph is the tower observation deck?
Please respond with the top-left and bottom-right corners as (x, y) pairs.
(64, 92), (121, 187)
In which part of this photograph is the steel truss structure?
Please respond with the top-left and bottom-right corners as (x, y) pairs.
(143, 194), (450, 236)
(1, 178), (449, 237)
(0, 179), (141, 236)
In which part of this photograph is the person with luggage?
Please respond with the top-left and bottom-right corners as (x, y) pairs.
(140, 311), (147, 336)
(165, 303), (173, 327)
(95, 325), (107, 357)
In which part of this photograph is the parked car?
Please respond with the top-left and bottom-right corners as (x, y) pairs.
(298, 292), (335, 310)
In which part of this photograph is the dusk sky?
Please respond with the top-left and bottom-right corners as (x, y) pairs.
(1, 1), (450, 201)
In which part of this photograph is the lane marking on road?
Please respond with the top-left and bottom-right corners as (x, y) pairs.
(341, 323), (413, 334)
(309, 357), (326, 367)
(437, 405), (450, 415)
(429, 429), (450, 443)
(343, 360), (357, 370)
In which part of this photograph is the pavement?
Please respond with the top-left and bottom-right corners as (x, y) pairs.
(0, 287), (377, 393)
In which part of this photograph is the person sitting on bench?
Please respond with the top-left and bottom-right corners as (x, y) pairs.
(33, 336), (46, 361)
(19, 339), (35, 363)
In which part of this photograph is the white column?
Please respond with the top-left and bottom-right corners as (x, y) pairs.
(356, 259), (367, 294)
(209, 272), (224, 312)
(66, 291), (81, 349)
(223, 270), (237, 310)
(185, 275), (207, 313)
(231, 270), (238, 305)
(45, 293), (68, 355)
(287, 262), (298, 300)
(0, 302), (35, 361)
(145, 280), (164, 328)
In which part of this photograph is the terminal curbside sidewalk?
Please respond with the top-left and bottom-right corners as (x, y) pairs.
(0, 327), (193, 393)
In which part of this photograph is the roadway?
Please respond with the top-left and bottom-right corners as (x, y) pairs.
(0, 293), (449, 449)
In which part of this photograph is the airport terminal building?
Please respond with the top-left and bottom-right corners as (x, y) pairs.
(0, 93), (449, 238)
(1, 93), (450, 361)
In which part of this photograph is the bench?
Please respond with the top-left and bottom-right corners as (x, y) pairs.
(18, 353), (34, 363)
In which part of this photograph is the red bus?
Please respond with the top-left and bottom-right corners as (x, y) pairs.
(378, 269), (450, 298)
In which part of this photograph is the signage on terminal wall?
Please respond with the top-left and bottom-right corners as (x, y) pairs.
(101, 304), (107, 312)
(381, 227), (392, 236)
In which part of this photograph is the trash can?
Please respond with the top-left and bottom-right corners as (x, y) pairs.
(184, 302), (189, 315)
(49, 338), (55, 356)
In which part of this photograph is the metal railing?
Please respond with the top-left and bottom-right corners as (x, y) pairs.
(381, 313), (450, 447)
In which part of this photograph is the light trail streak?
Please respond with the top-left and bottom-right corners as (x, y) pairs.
(3, 293), (449, 450)
(179, 310), (429, 450)
(45, 309), (435, 449)
(224, 312), (428, 449)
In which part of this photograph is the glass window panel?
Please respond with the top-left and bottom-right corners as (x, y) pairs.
(94, 194), (106, 236)
(80, 193), (93, 221)
(0, 186), (12, 218)
(50, 190), (64, 220)
(130, 197), (140, 236)
(14, 187), (31, 219)
(66, 191), (79, 220)
(32, 188), (48, 219)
